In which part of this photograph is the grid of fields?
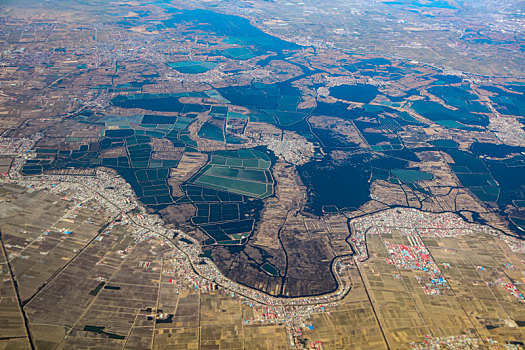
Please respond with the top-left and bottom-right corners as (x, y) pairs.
(179, 184), (262, 245)
(192, 149), (274, 199)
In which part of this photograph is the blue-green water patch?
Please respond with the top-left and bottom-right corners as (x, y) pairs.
(261, 262), (280, 276)
(163, 8), (299, 54)
(391, 169), (433, 184)
(166, 61), (218, 74)
(220, 47), (255, 60)
(432, 74), (462, 84)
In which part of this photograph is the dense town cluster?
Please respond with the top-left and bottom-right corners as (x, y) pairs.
(384, 241), (450, 295)
(410, 334), (523, 350)
(351, 208), (525, 262)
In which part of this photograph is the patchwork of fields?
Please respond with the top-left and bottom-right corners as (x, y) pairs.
(192, 149), (273, 199)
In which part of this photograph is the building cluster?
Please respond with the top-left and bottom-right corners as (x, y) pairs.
(385, 241), (450, 295)
(503, 282), (525, 301)
(351, 208), (525, 261)
(350, 208), (525, 299)
(488, 116), (525, 147)
(0, 136), (38, 157)
(491, 277), (525, 302)
(249, 131), (316, 165)
(411, 334), (522, 350)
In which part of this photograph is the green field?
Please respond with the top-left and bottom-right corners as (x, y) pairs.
(204, 165), (269, 182)
(210, 156), (270, 170)
(191, 149), (274, 198)
(166, 61), (218, 74)
(220, 47), (255, 60)
(261, 262), (280, 276)
(392, 169), (433, 184)
(194, 174), (272, 198)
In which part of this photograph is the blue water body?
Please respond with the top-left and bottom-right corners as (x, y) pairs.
(163, 8), (299, 54)
(470, 142), (525, 158)
(216, 81), (312, 126)
(411, 100), (489, 127)
(111, 94), (209, 113)
(431, 139), (458, 148)
(432, 74), (462, 84)
(480, 85), (525, 116)
(298, 153), (407, 215)
(487, 158), (525, 207)
(329, 84), (379, 104)
(427, 85), (490, 113)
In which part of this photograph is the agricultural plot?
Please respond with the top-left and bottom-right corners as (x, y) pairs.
(220, 46), (255, 60)
(194, 174), (270, 197)
(0, 182), (284, 349)
(198, 117), (243, 144)
(178, 184), (263, 245)
(391, 169), (433, 184)
(205, 89), (230, 103)
(198, 106), (244, 144)
(198, 118), (225, 142)
(246, 111), (277, 123)
(354, 119), (404, 151)
(372, 168), (433, 185)
(226, 112), (249, 136)
(192, 203), (240, 224)
(309, 222), (525, 349)
(181, 149), (273, 244)
(21, 113), (198, 208)
(200, 219), (255, 244)
(444, 149), (499, 202)
(192, 149), (273, 198)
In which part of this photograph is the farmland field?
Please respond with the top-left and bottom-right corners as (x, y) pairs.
(192, 150), (274, 199)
